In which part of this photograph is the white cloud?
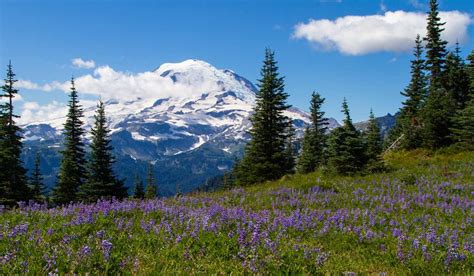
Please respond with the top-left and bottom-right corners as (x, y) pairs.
(16, 79), (65, 92)
(16, 63), (227, 102)
(293, 10), (472, 55)
(18, 100), (69, 125)
(72, 58), (96, 69)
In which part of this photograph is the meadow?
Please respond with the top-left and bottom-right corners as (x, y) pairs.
(1, 150), (473, 274)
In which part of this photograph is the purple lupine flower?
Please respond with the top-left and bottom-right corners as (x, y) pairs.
(316, 252), (329, 266)
(80, 245), (91, 258)
(392, 228), (402, 238)
(365, 230), (375, 241)
(101, 239), (113, 261)
(412, 238), (420, 250)
(96, 230), (105, 239)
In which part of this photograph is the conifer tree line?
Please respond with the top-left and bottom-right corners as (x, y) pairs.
(388, 0), (474, 150)
(0, 65), (161, 206)
(231, 0), (474, 186)
(232, 49), (386, 186)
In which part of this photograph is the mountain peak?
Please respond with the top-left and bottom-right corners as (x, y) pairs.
(154, 59), (215, 74)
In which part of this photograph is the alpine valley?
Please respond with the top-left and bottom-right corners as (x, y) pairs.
(22, 59), (350, 195)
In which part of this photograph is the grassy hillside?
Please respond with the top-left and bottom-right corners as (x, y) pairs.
(1, 151), (473, 274)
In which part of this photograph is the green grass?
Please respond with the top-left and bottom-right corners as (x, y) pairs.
(1, 150), (473, 274)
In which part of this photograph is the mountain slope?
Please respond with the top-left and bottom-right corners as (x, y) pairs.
(22, 60), (340, 194)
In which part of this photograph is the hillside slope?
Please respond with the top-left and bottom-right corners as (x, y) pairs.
(1, 151), (473, 274)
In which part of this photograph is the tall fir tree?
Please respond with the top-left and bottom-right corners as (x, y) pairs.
(79, 101), (128, 202)
(421, 89), (455, 148)
(401, 35), (428, 122)
(233, 49), (292, 185)
(421, 0), (454, 149)
(0, 61), (30, 206)
(145, 163), (157, 199)
(132, 174), (145, 199)
(297, 92), (329, 174)
(364, 110), (385, 172)
(424, 0), (447, 88)
(365, 110), (383, 160)
(389, 35), (427, 149)
(327, 99), (366, 175)
(29, 152), (47, 202)
(450, 50), (474, 148)
(444, 44), (470, 110)
(450, 98), (474, 149)
(468, 50), (474, 95)
(52, 78), (87, 204)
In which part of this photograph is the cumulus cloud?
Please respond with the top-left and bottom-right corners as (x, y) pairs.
(16, 80), (65, 92)
(72, 58), (96, 69)
(293, 10), (472, 55)
(18, 100), (69, 125)
(17, 63), (228, 103)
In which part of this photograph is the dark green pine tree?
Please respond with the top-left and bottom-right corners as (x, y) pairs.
(421, 89), (455, 148)
(421, 0), (454, 149)
(233, 49), (293, 185)
(450, 50), (474, 148)
(297, 92), (329, 174)
(424, 0), (448, 87)
(468, 50), (474, 94)
(0, 61), (30, 206)
(450, 98), (474, 149)
(79, 101), (128, 202)
(444, 43), (470, 110)
(29, 152), (47, 202)
(327, 99), (366, 175)
(52, 78), (87, 204)
(389, 35), (427, 150)
(364, 110), (385, 172)
(145, 163), (157, 199)
(132, 174), (145, 199)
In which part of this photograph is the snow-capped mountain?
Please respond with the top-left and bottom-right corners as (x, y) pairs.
(22, 60), (339, 194)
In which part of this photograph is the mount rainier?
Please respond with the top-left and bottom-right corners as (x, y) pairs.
(21, 60), (339, 195)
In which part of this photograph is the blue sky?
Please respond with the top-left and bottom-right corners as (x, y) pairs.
(1, 0), (473, 122)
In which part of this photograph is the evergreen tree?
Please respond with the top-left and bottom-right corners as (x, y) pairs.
(451, 50), (474, 148)
(233, 49), (292, 185)
(421, 0), (454, 149)
(421, 89), (455, 148)
(79, 101), (128, 202)
(297, 92), (329, 174)
(365, 110), (383, 160)
(401, 35), (428, 121)
(0, 61), (30, 206)
(327, 99), (365, 175)
(365, 110), (385, 172)
(468, 50), (474, 95)
(145, 163), (157, 199)
(424, 0), (447, 88)
(30, 152), (47, 202)
(52, 78), (87, 204)
(132, 174), (145, 199)
(390, 35), (427, 149)
(450, 99), (474, 149)
(444, 44), (470, 110)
